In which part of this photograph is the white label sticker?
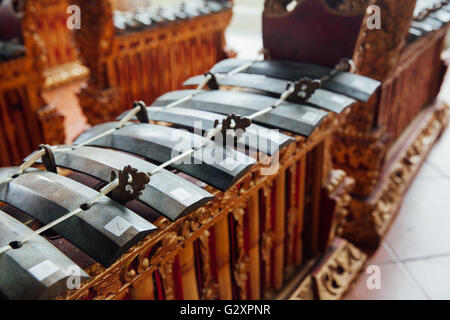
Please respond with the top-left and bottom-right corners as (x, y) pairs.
(104, 216), (132, 237)
(170, 188), (192, 202)
(268, 131), (282, 143)
(302, 112), (319, 124)
(219, 158), (240, 172)
(330, 95), (347, 104)
(351, 79), (365, 90)
(28, 260), (60, 282)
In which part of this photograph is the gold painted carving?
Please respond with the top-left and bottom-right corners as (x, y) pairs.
(290, 239), (366, 300)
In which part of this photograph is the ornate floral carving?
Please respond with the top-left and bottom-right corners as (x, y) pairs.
(353, 0), (417, 81)
(290, 239), (366, 300)
(150, 232), (184, 266)
(333, 126), (387, 198)
(90, 266), (122, 299)
(0, 0), (66, 168)
(340, 103), (450, 250)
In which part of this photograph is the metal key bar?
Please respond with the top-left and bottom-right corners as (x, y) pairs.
(0, 167), (157, 267)
(200, 58), (381, 102)
(0, 210), (89, 300)
(35, 146), (214, 221)
(117, 107), (295, 155)
(152, 89), (328, 137)
(74, 123), (256, 191)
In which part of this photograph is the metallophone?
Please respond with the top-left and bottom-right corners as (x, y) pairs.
(262, 0), (450, 250)
(0, 0), (87, 89)
(0, 57), (380, 300)
(0, 0), (234, 168)
(73, 0), (235, 125)
(0, 0), (67, 168)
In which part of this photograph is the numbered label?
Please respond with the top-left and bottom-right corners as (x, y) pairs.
(104, 216), (132, 237)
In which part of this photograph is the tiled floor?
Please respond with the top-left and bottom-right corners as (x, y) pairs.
(42, 2), (450, 300)
(42, 81), (89, 144)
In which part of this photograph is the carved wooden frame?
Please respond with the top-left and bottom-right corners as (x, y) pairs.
(54, 113), (365, 300)
(0, 0), (66, 167)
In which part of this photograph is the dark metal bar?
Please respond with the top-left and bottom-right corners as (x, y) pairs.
(74, 123), (256, 191)
(0, 167), (157, 267)
(153, 90), (328, 136)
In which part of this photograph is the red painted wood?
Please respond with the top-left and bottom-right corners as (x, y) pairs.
(262, 0), (365, 67)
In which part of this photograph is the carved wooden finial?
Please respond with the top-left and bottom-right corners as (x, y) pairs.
(290, 77), (322, 103)
(110, 165), (150, 203)
(213, 114), (252, 142)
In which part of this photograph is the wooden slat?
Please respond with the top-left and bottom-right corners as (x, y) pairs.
(247, 194), (261, 300)
(179, 243), (200, 300)
(273, 169), (286, 291)
(130, 272), (155, 300)
(295, 158), (307, 266)
(214, 216), (233, 299)
(309, 143), (325, 256)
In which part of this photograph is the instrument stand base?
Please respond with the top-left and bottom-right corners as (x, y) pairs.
(340, 102), (450, 251)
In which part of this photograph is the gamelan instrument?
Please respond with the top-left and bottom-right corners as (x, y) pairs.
(262, 0), (450, 249)
(0, 0), (66, 168)
(73, 0), (235, 125)
(0, 57), (380, 300)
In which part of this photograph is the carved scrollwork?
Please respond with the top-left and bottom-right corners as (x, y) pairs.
(180, 207), (212, 239)
(214, 114), (252, 143)
(340, 103), (450, 249)
(110, 165), (150, 203)
(150, 232), (184, 266)
(290, 239), (366, 300)
(333, 127), (388, 198)
(354, 0), (417, 81)
(89, 266), (122, 299)
(290, 77), (322, 103)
